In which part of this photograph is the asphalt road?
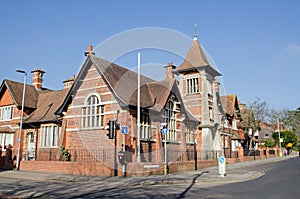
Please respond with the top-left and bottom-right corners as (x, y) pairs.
(0, 157), (299, 198)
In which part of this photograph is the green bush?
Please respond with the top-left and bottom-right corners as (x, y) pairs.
(265, 138), (275, 148)
(60, 146), (71, 161)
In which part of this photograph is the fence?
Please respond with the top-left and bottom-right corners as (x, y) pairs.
(244, 149), (260, 157)
(25, 147), (223, 163)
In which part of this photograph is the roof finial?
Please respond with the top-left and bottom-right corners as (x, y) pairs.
(193, 24), (198, 41)
(84, 45), (95, 56)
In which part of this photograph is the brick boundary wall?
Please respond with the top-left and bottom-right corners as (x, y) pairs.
(20, 154), (279, 177)
(20, 161), (114, 176)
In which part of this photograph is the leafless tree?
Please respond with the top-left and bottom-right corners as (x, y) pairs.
(239, 97), (269, 152)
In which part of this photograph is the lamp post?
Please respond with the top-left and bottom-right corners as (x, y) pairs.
(278, 118), (282, 157)
(16, 69), (27, 170)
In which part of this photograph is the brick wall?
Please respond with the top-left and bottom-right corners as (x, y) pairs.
(20, 161), (114, 176)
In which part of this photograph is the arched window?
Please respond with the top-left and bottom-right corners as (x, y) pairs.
(82, 95), (104, 128)
(164, 96), (178, 141)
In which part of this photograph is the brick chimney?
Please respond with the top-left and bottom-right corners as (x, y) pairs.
(163, 62), (176, 80)
(84, 45), (95, 56)
(63, 75), (75, 89)
(31, 68), (45, 90)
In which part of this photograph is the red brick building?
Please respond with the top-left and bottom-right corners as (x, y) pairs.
(220, 94), (245, 158)
(0, 34), (232, 176)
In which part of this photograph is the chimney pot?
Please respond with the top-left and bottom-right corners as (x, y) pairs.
(31, 68), (45, 90)
(164, 62), (176, 80)
(63, 75), (75, 89)
(84, 45), (95, 56)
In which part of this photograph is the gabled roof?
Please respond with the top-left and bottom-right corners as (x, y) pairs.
(175, 35), (221, 77)
(56, 54), (199, 123)
(24, 88), (70, 123)
(0, 79), (40, 109)
(91, 55), (155, 107)
(220, 94), (240, 117)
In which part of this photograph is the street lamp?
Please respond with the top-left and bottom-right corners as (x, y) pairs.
(277, 118), (282, 157)
(16, 69), (27, 170)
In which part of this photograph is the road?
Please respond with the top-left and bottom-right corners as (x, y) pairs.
(0, 157), (299, 198)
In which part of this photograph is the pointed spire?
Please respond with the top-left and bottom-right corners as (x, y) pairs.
(194, 24), (198, 40)
(193, 34), (198, 41)
(175, 30), (221, 77)
(176, 34), (209, 71)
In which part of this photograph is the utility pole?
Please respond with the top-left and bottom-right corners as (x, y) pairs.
(278, 118), (282, 157)
(16, 69), (27, 170)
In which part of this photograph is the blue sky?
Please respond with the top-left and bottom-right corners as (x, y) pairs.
(0, 0), (299, 110)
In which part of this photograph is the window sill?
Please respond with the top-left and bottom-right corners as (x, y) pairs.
(185, 142), (195, 145)
(165, 140), (181, 144)
(79, 126), (105, 131)
(140, 138), (156, 142)
(39, 146), (59, 149)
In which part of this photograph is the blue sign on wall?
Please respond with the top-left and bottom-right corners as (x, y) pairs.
(121, 126), (128, 134)
(162, 125), (168, 134)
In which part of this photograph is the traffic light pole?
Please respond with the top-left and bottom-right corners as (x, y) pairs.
(114, 110), (120, 176)
(114, 127), (117, 176)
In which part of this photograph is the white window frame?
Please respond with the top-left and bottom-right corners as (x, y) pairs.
(140, 113), (151, 139)
(40, 124), (61, 148)
(186, 78), (199, 94)
(232, 119), (237, 130)
(0, 106), (14, 121)
(0, 133), (14, 150)
(207, 80), (213, 95)
(164, 97), (177, 141)
(82, 94), (105, 128)
(185, 126), (194, 143)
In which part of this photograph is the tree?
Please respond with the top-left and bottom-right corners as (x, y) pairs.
(285, 107), (300, 133)
(272, 130), (298, 150)
(239, 98), (270, 151)
(265, 138), (275, 148)
(267, 108), (289, 124)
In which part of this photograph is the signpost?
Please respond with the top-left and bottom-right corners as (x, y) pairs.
(121, 125), (128, 177)
(218, 156), (226, 177)
(162, 124), (168, 175)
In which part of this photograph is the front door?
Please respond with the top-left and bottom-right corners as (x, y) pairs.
(27, 133), (35, 160)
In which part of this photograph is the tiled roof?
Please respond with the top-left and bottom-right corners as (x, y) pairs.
(220, 94), (239, 116)
(175, 36), (221, 77)
(176, 36), (209, 70)
(24, 88), (70, 123)
(91, 55), (155, 107)
(1, 79), (40, 109)
(56, 54), (199, 123)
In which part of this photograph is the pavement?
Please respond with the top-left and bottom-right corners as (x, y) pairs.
(0, 154), (298, 188)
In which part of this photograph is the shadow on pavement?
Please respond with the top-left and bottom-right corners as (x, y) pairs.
(177, 171), (209, 199)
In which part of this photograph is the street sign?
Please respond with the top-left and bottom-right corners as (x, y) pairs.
(162, 125), (168, 134)
(121, 126), (128, 134)
(218, 156), (226, 177)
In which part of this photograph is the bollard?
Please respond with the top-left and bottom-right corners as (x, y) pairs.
(163, 165), (168, 175)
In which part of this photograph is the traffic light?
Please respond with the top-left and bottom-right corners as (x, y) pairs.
(107, 120), (115, 139)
